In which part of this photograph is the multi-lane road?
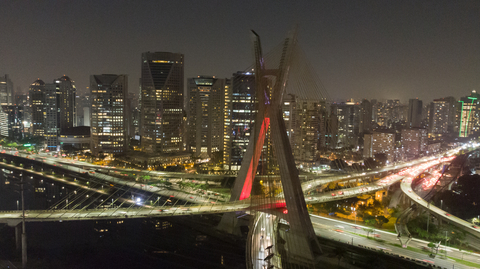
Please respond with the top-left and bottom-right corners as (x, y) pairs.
(311, 214), (480, 269)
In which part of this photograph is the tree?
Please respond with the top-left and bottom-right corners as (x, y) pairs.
(375, 216), (389, 228)
(364, 158), (378, 169)
(363, 228), (375, 238)
(427, 242), (437, 256)
(374, 153), (388, 166)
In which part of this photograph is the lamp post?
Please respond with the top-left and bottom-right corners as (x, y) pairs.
(20, 173), (27, 268)
(444, 231), (448, 259)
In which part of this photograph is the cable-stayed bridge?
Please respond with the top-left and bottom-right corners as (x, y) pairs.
(0, 28), (478, 268)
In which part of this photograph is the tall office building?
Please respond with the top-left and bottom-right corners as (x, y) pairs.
(44, 82), (60, 149)
(90, 74), (128, 156)
(0, 74), (14, 106)
(1, 105), (24, 140)
(140, 52), (184, 153)
(331, 100), (360, 148)
(223, 72), (256, 171)
(458, 91), (480, 137)
(407, 98), (423, 128)
(0, 75), (14, 136)
(187, 76), (225, 158)
(58, 76), (77, 131)
(29, 79), (46, 137)
(359, 99), (372, 133)
(76, 93), (91, 126)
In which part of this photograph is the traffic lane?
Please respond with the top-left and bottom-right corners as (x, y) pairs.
(312, 221), (466, 268)
(310, 214), (480, 266)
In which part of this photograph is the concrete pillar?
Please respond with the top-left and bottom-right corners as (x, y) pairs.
(15, 223), (21, 251)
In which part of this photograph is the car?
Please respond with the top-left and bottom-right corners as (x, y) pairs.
(338, 191), (344, 195)
(334, 229), (343, 233)
(472, 225), (479, 229)
(417, 197), (421, 200)
(352, 226), (361, 229)
(373, 234), (381, 238)
(169, 195), (175, 198)
(445, 213), (451, 216)
(331, 193), (336, 197)
(408, 189), (412, 192)
(189, 196), (194, 199)
(335, 225), (344, 229)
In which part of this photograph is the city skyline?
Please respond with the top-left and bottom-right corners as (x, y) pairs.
(1, 0), (479, 102)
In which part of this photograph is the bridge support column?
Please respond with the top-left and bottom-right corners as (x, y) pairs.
(15, 223), (21, 251)
(217, 212), (242, 236)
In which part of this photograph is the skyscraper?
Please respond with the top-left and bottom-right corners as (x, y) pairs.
(407, 98), (423, 128)
(401, 128), (428, 159)
(0, 75), (14, 137)
(44, 82), (60, 149)
(331, 100), (360, 148)
(223, 71), (255, 171)
(58, 76), (77, 131)
(187, 76), (225, 158)
(90, 74), (128, 156)
(458, 91), (480, 137)
(429, 97), (456, 135)
(43, 76), (77, 150)
(359, 99), (372, 133)
(29, 79), (46, 137)
(140, 52), (184, 153)
(0, 74), (14, 106)
(282, 94), (323, 162)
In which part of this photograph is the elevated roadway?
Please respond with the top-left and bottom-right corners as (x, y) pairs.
(401, 170), (480, 239)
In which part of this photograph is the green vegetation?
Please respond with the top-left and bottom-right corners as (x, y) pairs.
(407, 214), (468, 249)
(447, 256), (480, 268)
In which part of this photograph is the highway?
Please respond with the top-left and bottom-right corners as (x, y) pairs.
(400, 167), (480, 239)
(311, 214), (479, 269)
(0, 151), (222, 205)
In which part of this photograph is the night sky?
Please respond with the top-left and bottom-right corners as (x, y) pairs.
(1, 0), (479, 102)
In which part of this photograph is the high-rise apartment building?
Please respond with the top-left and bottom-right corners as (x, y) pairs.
(90, 74), (128, 156)
(429, 97), (456, 135)
(401, 128), (428, 159)
(363, 130), (396, 163)
(29, 79), (46, 137)
(223, 72), (255, 171)
(407, 98), (423, 128)
(187, 76), (225, 158)
(140, 52), (184, 153)
(282, 94), (323, 162)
